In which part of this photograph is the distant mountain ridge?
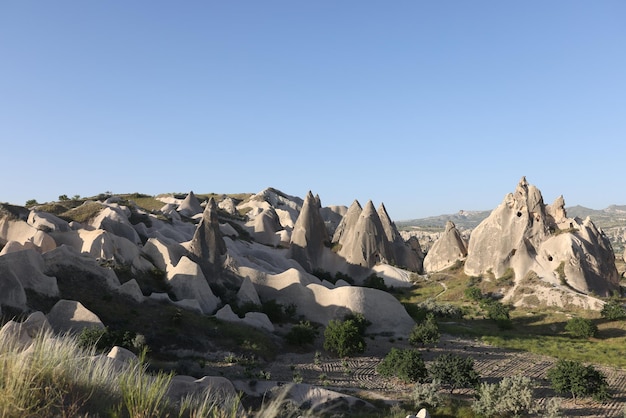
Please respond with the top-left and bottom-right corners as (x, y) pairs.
(398, 205), (626, 231)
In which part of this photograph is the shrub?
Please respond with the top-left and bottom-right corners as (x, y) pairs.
(601, 300), (626, 320)
(409, 313), (440, 346)
(547, 359), (609, 402)
(363, 274), (388, 291)
(25, 199), (38, 206)
(428, 353), (480, 393)
(323, 319), (366, 357)
(261, 299), (286, 323)
(482, 299), (513, 329)
(377, 348), (427, 383)
(472, 375), (536, 417)
(465, 286), (483, 302)
(416, 299), (463, 319)
(285, 321), (319, 346)
(343, 312), (371, 335)
(58, 194), (70, 201)
(565, 317), (598, 339)
(413, 380), (443, 410)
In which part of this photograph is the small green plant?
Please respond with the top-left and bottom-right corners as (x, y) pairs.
(496, 267), (515, 286)
(472, 375), (536, 417)
(547, 359), (609, 402)
(409, 313), (440, 346)
(601, 300), (626, 320)
(428, 353), (480, 394)
(556, 261), (567, 285)
(58, 194), (70, 201)
(363, 274), (388, 291)
(413, 379), (443, 410)
(376, 348), (427, 383)
(565, 317), (598, 339)
(25, 199), (39, 206)
(285, 321), (319, 346)
(465, 286), (483, 302)
(323, 318), (366, 357)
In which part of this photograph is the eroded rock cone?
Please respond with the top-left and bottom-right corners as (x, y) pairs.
(423, 221), (467, 272)
(188, 198), (227, 279)
(288, 191), (329, 272)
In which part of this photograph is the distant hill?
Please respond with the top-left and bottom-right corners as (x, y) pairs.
(398, 205), (626, 231)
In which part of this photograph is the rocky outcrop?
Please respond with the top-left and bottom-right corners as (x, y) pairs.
(378, 203), (424, 272)
(287, 191), (329, 272)
(0, 248), (59, 297)
(89, 205), (141, 245)
(166, 256), (220, 314)
(332, 200), (362, 245)
(0, 212), (56, 253)
(465, 177), (619, 300)
(188, 198), (227, 279)
(178, 191), (203, 218)
(423, 221), (468, 272)
(47, 299), (105, 334)
(247, 207), (284, 246)
(336, 200), (393, 268)
(215, 304), (274, 332)
(43, 245), (121, 290)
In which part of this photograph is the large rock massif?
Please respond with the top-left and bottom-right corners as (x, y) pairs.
(465, 177), (619, 308)
(0, 188), (419, 335)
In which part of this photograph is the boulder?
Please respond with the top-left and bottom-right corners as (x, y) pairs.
(423, 221), (468, 272)
(43, 245), (121, 290)
(143, 236), (187, 272)
(247, 207), (284, 246)
(166, 256), (220, 314)
(0, 240), (37, 255)
(417, 409), (431, 418)
(236, 276), (261, 306)
(27, 210), (70, 232)
(218, 197), (238, 215)
(89, 206), (141, 245)
(188, 198), (227, 279)
(107, 346), (138, 364)
(215, 304), (274, 332)
(0, 311), (52, 351)
(117, 279), (145, 303)
(47, 300), (105, 334)
(288, 191), (330, 272)
(0, 248), (59, 297)
(177, 191), (204, 218)
(0, 214), (56, 253)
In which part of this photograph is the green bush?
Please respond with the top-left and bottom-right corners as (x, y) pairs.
(428, 353), (480, 394)
(547, 359), (609, 402)
(413, 380), (442, 410)
(323, 319), (366, 357)
(416, 299), (463, 319)
(472, 375), (536, 417)
(601, 300), (626, 320)
(285, 321), (319, 346)
(377, 348), (427, 383)
(343, 312), (371, 335)
(77, 327), (146, 354)
(409, 313), (440, 346)
(363, 274), (388, 291)
(565, 317), (598, 339)
(261, 299), (287, 323)
(464, 286), (483, 302)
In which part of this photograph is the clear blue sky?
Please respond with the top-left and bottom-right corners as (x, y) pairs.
(1, 1), (624, 220)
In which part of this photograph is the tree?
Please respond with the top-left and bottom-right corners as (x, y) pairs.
(601, 300), (626, 321)
(58, 194), (70, 201)
(323, 319), (365, 357)
(465, 286), (483, 302)
(482, 299), (513, 329)
(25, 199), (38, 206)
(565, 317), (598, 339)
(472, 375), (536, 417)
(547, 359), (609, 402)
(285, 321), (318, 346)
(409, 313), (440, 346)
(377, 348), (427, 383)
(428, 353), (480, 393)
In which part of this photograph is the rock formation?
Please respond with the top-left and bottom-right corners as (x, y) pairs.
(177, 191), (203, 218)
(465, 177), (619, 299)
(287, 191), (329, 272)
(423, 221), (468, 272)
(378, 203), (424, 272)
(188, 198), (227, 279)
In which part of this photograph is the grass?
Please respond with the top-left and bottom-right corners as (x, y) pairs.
(59, 201), (103, 224)
(400, 265), (626, 368)
(0, 328), (290, 417)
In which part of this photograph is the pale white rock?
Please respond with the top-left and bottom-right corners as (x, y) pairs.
(177, 191), (204, 218)
(423, 221), (468, 272)
(219, 222), (239, 238)
(43, 245), (121, 289)
(117, 279), (145, 303)
(27, 210), (70, 232)
(89, 206), (141, 244)
(107, 346), (138, 364)
(416, 409), (431, 418)
(0, 240), (37, 255)
(243, 311), (274, 332)
(166, 256), (220, 314)
(372, 264), (415, 288)
(246, 207), (284, 246)
(47, 300), (105, 334)
(218, 197), (238, 215)
(188, 198), (227, 278)
(0, 249), (59, 296)
(287, 191), (329, 272)
(236, 276), (261, 306)
(143, 236), (187, 272)
(378, 203), (424, 272)
(215, 304), (239, 322)
(0, 215), (56, 253)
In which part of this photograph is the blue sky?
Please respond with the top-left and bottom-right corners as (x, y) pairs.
(1, 2), (624, 220)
